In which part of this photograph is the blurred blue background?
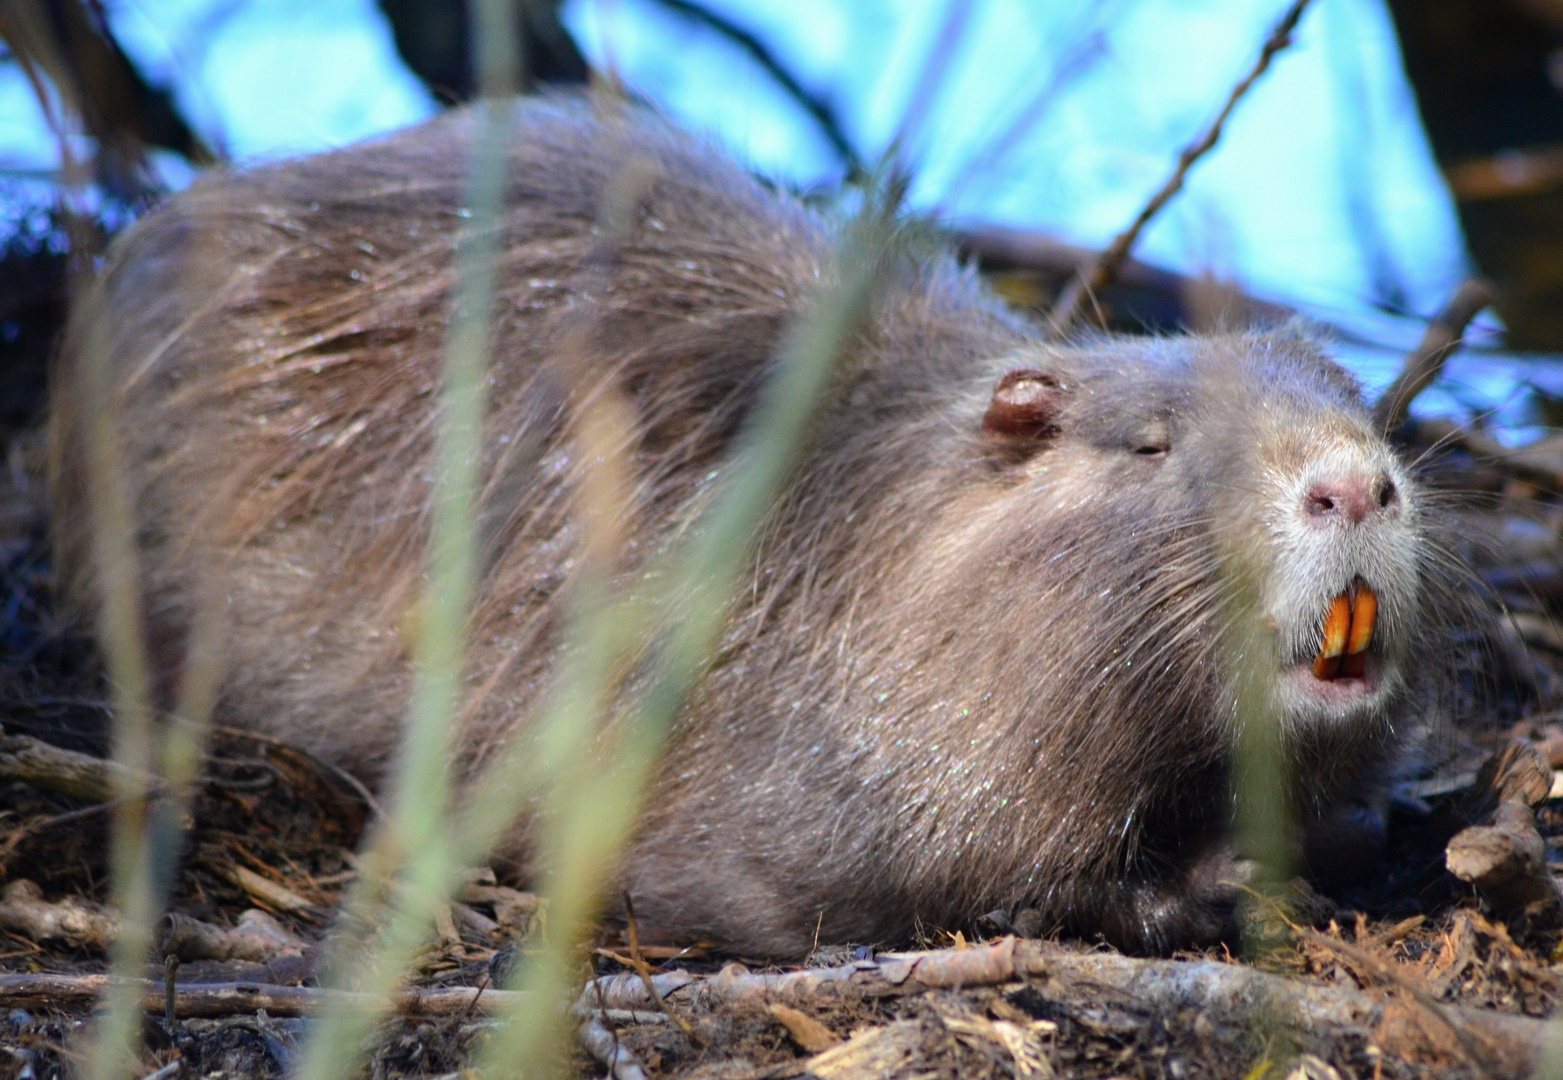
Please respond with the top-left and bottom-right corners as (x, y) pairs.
(4, 0), (1557, 431)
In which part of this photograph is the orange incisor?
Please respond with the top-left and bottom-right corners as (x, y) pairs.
(1312, 583), (1376, 680)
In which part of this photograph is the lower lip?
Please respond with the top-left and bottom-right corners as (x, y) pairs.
(1283, 659), (1379, 707)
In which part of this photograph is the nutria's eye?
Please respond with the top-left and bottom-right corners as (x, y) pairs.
(1131, 420), (1171, 458)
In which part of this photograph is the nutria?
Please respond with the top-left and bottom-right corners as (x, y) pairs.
(50, 97), (1450, 957)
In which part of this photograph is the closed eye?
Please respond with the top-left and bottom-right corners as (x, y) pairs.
(1131, 418), (1171, 458)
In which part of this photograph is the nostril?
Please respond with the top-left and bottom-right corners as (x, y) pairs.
(1306, 473), (1390, 524)
(1376, 476), (1397, 509)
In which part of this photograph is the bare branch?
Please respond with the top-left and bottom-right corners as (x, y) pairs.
(1372, 278), (1495, 434)
(0, 726), (150, 803)
(1048, 0), (1315, 335)
(1410, 417), (1563, 493)
(0, 973), (521, 1018)
(647, 0), (866, 180)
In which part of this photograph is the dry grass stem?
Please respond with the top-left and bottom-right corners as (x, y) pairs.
(289, 2), (525, 1072)
(469, 197), (897, 1080)
(288, 88), (516, 1080)
(73, 296), (167, 1080)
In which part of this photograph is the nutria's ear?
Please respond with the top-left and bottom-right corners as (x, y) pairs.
(984, 369), (1064, 444)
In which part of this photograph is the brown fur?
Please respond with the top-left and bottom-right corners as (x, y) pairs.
(51, 97), (1450, 956)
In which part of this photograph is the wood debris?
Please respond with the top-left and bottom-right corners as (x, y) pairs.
(797, 1020), (924, 1080)
(766, 1002), (841, 1053)
(223, 863), (321, 917)
(159, 909), (308, 963)
(0, 877), (118, 948)
(1445, 740), (1563, 932)
(578, 1015), (652, 1080)
(0, 725), (149, 802)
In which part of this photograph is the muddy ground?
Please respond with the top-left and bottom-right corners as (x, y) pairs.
(2, 401), (1563, 1080)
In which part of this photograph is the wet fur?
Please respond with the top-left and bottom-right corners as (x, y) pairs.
(52, 98), (1450, 956)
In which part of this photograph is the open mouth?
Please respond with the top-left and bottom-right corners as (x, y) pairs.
(1311, 579), (1377, 681)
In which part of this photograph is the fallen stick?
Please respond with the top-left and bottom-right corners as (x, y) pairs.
(160, 909), (309, 964)
(1469, 740), (1557, 815)
(584, 938), (1547, 1075)
(1, 937), (1548, 1073)
(1445, 741), (1563, 931)
(0, 726), (152, 803)
(221, 864), (322, 918)
(0, 725), (382, 825)
(1447, 802), (1557, 914)
(1372, 278), (1495, 434)
(0, 972), (524, 1018)
(767, 1002), (842, 1052)
(0, 879), (120, 949)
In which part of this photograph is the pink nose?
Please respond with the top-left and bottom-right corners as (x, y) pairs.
(1305, 473), (1397, 524)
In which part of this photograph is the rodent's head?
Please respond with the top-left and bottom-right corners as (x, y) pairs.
(977, 329), (1427, 743)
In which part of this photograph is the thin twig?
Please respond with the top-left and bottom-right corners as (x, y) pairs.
(944, 17), (1112, 207)
(0, 797), (125, 862)
(621, 892), (697, 1040)
(454, 971), (491, 1025)
(1371, 278), (1495, 434)
(1047, 0), (1315, 335)
(0, 973), (523, 1017)
(162, 955), (178, 1038)
(647, 0), (865, 180)
(212, 727), (382, 820)
(889, 0), (977, 162)
(1411, 417), (1563, 494)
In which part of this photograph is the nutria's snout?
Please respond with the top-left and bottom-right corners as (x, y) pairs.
(1303, 471), (1399, 523)
(1265, 442), (1421, 724)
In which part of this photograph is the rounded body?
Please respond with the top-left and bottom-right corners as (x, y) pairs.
(52, 99), (1446, 956)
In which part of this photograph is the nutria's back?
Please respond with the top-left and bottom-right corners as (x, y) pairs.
(52, 97), (1448, 957)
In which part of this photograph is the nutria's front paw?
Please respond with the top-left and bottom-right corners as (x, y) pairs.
(1106, 845), (1247, 953)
